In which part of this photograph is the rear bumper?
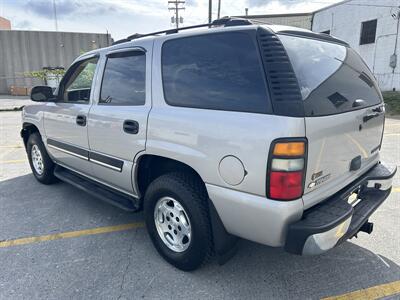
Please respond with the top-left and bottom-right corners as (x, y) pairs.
(206, 184), (303, 247)
(285, 162), (397, 255)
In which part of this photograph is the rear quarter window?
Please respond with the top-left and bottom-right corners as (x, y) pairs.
(279, 34), (382, 116)
(161, 32), (271, 114)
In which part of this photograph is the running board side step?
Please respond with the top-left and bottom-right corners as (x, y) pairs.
(54, 165), (140, 212)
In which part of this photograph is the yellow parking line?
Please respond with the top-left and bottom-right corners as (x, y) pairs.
(393, 187), (400, 193)
(314, 138), (326, 174)
(0, 145), (23, 148)
(0, 222), (145, 248)
(384, 133), (400, 136)
(0, 159), (26, 164)
(345, 134), (368, 158)
(321, 280), (400, 300)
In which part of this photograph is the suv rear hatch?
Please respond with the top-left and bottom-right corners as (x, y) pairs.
(278, 33), (385, 208)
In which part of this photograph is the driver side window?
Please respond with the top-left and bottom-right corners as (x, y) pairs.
(62, 57), (98, 103)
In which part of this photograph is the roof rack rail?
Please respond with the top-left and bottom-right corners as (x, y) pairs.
(112, 17), (253, 45)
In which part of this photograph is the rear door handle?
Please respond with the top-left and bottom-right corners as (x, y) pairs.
(123, 120), (139, 134)
(372, 105), (384, 113)
(363, 112), (383, 123)
(76, 115), (87, 126)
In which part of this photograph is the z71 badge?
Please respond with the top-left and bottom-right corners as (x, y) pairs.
(308, 172), (331, 188)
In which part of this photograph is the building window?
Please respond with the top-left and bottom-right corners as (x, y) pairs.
(360, 19), (377, 45)
(321, 30), (330, 35)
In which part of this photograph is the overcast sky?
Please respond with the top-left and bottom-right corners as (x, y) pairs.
(0, 0), (343, 39)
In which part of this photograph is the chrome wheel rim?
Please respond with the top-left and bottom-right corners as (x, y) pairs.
(154, 196), (192, 252)
(31, 145), (44, 175)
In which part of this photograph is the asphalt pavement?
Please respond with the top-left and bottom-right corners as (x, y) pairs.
(0, 111), (399, 299)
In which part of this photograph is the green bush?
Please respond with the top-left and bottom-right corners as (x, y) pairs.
(383, 92), (400, 116)
(23, 69), (66, 81)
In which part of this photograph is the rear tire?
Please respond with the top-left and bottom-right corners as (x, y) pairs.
(26, 133), (58, 185)
(144, 172), (213, 271)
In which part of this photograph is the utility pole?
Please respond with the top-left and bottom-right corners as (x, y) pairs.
(53, 0), (58, 31)
(208, 0), (212, 24)
(388, 6), (400, 90)
(217, 0), (221, 19)
(394, 7), (400, 61)
(168, 1), (185, 29)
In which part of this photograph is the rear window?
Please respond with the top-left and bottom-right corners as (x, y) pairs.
(279, 35), (382, 116)
(162, 32), (271, 114)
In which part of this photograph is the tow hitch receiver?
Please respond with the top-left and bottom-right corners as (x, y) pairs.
(359, 221), (374, 235)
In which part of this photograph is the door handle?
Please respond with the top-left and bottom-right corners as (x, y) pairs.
(76, 115), (87, 126)
(123, 120), (139, 134)
(363, 112), (383, 123)
(372, 105), (384, 113)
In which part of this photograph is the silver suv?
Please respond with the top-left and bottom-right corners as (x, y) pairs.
(21, 18), (396, 271)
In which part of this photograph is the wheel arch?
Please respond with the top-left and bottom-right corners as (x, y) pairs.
(21, 122), (41, 147)
(135, 154), (207, 198)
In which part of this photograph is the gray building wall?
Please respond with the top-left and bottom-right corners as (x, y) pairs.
(0, 30), (111, 94)
(242, 13), (313, 30)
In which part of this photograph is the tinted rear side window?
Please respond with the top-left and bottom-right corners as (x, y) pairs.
(162, 32), (270, 113)
(279, 35), (382, 116)
(100, 51), (145, 106)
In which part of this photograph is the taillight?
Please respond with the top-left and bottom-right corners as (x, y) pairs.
(267, 139), (307, 200)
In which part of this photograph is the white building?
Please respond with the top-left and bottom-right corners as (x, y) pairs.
(312, 0), (400, 91)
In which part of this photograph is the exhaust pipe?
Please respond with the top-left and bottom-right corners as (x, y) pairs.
(359, 221), (374, 234)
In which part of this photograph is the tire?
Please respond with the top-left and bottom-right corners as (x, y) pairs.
(144, 172), (213, 271)
(26, 132), (58, 184)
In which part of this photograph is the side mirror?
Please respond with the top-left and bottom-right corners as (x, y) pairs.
(30, 86), (55, 102)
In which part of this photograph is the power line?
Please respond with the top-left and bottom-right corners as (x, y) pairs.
(168, 1), (185, 29)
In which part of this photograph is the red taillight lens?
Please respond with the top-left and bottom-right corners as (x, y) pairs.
(269, 171), (303, 200)
(267, 139), (307, 201)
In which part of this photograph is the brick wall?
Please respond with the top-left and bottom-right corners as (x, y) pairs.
(0, 17), (11, 30)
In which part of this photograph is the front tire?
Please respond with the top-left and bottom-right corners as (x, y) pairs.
(144, 172), (213, 271)
(26, 133), (57, 184)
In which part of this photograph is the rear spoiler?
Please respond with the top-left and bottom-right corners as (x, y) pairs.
(277, 30), (349, 47)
